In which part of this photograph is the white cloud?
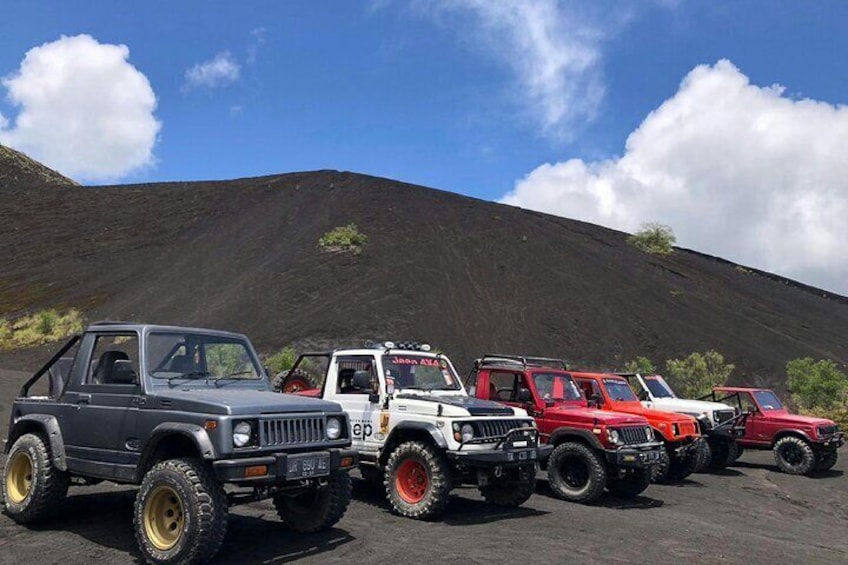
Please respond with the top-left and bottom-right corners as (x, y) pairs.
(0, 34), (160, 182)
(184, 51), (240, 90)
(414, 0), (614, 137)
(501, 60), (848, 295)
(246, 27), (266, 65)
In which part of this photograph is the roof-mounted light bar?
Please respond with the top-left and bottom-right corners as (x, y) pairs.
(365, 340), (431, 352)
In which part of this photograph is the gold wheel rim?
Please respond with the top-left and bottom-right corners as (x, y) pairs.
(6, 451), (34, 504)
(144, 486), (185, 550)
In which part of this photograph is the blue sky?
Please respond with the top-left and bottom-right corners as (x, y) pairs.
(2, 1), (848, 294)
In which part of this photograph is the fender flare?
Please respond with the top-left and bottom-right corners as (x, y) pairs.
(772, 429), (815, 447)
(136, 422), (217, 480)
(384, 421), (448, 450)
(547, 427), (605, 451)
(7, 414), (68, 471)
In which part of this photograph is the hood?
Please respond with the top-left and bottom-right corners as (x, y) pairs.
(546, 405), (649, 426)
(764, 411), (835, 428)
(154, 388), (343, 415)
(611, 400), (697, 424)
(393, 392), (518, 417)
(647, 398), (734, 415)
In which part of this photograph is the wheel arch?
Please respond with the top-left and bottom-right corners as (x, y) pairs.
(380, 422), (447, 465)
(772, 429), (814, 448)
(6, 414), (67, 471)
(136, 423), (216, 481)
(547, 427), (604, 451)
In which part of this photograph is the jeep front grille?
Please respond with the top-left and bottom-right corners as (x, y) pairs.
(260, 416), (326, 447)
(818, 424), (839, 436)
(616, 426), (651, 445)
(474, 419), (531, 441)
(714, 410), (735, 423)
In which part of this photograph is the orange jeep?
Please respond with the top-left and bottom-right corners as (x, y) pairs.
(571, 372), (703, 481)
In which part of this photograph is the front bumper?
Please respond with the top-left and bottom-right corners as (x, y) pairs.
(605, 443), (664, 468)
(212, 448), (358, 484)
(446, 427), (553, 468)
(816, 432), (844, 448)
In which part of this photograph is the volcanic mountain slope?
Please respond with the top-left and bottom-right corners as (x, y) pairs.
(1, 168), (846, 389)
(0, 143), (78, 187)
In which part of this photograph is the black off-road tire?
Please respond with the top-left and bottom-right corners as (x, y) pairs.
(693, 438), (711, 472)
(3, 433), (69, 524)
(666, 447), (699, 481)
(479, 464), (536, 507)
(547, 442), (607, 503)
(813, 449), (838, 472)
(651, 449), (670, 482)
(606, 469), (652, 498)
(773, 436), (816, 475)
(728, 443), (743, 464)
(384, 441), (452, 519)
(274, 471), (352, 533)
(133, 458), (228, 565)
(707, 439), (734, 470)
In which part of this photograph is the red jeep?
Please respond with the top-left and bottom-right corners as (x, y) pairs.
(466, 356), (663, 503)
(708, 386), (844, 475)
(570, 372), (704, 482)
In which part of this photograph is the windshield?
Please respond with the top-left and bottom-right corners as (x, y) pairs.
(753, 390), (784, 410)
(603, 378), (639, 402)
(534, 372), (583, 401)
(382, 354), (461, 391)
(644, 376), (676, 399)
(147, 332), (261, 386)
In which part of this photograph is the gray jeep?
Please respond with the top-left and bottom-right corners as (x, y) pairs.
(3, 323), (357, 565)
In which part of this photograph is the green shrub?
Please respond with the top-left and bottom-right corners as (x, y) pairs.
(0, 308), (84, 350)
(266, 346), (297, 375)
(623, 356), (656, 374)
(318, 223), (367, 255)
(664, 350), (734, 399)
(627, 222), (676, 256)
(786, 358), (848, 412)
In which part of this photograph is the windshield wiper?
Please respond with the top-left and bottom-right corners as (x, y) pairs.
(166, 370), (212, 384)
(209, 370), (258, 387)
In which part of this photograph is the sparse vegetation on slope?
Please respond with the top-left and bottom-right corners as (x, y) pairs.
(319, 223), (368, 255)
(628, 222), (676, 256)
(0, 308), (84, 350)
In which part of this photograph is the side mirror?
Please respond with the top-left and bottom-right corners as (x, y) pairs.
(590, 393), (603, 406)
(638, 390), (650, 401)
(516, 388), (532, 402)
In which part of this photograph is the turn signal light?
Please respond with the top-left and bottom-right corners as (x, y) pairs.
(204, 420), (218, 430)
(340, 456), (354, 468)
(244, 465), (268, 478)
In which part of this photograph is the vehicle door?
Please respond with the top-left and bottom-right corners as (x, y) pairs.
(575, 378), (606, 409)
(59, 331), (143, 477)
(323, 354), (384, 452)
(738, 392), (769, 444)
(487, 370), (541, 414)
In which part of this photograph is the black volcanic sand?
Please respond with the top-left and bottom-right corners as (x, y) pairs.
(2, 171), (847, 389)
(0, 438), (845, 564)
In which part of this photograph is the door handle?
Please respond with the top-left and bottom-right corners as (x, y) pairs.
(77, 394), (91, 405)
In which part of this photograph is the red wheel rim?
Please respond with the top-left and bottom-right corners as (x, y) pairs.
(395, 458), (429, 504)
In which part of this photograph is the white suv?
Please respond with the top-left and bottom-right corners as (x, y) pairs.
(280, 341), (551, 519)
(621, 373), (745, 468)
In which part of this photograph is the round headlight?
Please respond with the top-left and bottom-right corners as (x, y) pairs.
(607, 428), (621, 445)
(326, 417), (342, 440)
(460, 424), (474, 443)
(645, 426), (655, 442)
(233, 421), (253, 447)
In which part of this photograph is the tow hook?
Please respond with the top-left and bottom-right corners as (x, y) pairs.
(494, 465), (503, 478)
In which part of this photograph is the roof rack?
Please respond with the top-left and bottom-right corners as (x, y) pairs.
(89, 320), (136, 326)
(363, 340), (432, 352)
(475, 354), (568, 370)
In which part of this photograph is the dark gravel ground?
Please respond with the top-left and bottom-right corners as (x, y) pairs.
(0, 367), (844, 565)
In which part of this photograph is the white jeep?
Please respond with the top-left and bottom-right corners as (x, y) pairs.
(280, 341), (551, 519)
(621, 373), (746, 468)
